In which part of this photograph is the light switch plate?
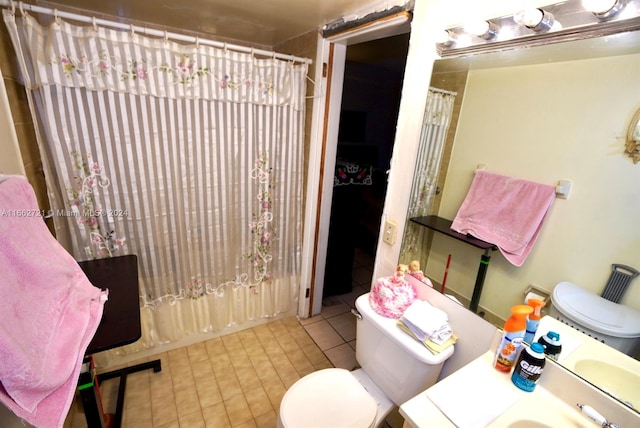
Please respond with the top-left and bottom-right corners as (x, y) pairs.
(383, 219), (397, 246)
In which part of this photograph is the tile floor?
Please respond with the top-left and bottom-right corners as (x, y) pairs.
(64, 247), (375, 428)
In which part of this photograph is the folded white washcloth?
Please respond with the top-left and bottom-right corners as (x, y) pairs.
(400, 300), (452, 343)
(429, 324), (454, 345)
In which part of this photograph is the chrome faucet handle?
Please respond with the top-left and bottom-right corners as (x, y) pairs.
(577, 404), (619, 428)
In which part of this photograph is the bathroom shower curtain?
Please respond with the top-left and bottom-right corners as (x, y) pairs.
(4, 10), (307, 354)
(399, 88), (456, 263)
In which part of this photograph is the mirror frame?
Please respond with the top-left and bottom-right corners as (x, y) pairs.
(625, 108), (640, 163)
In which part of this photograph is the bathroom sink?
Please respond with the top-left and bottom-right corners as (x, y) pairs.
(508, 421), (553, 428)
(573, 359), (639, 409)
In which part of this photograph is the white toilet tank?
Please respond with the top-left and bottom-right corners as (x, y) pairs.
(355, 293), (454, 405)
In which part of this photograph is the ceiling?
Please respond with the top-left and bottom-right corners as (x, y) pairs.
(39, 0), (379, 47)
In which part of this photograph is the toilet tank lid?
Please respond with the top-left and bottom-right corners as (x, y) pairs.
(356, 294), (454, 364)
(552, 281), (640, 338)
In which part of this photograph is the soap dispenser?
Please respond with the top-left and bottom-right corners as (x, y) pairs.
(494, 305), (533, 373)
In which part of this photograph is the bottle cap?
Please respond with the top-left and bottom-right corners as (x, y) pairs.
(544, 331), (561, 344)
(530, 342), (546, 355)
(526, 298), (546, 321)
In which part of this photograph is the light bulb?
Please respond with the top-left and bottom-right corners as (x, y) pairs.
(435, 30), (456, 46)
(582, 0), (625, 18)
(514, 9), (543, 27)
(464, 20), (498, 40)
(514, 8), (555, 31)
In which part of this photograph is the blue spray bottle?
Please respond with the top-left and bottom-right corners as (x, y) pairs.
(523, 298), (545, 344)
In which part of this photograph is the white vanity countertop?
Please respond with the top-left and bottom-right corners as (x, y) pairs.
(400, 349), (640, 427)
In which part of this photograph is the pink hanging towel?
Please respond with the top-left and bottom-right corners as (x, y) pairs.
(0, 175), (107, 428)
(451, 170), (556, 267)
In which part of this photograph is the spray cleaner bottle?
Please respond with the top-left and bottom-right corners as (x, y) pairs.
(523, 298), (545, 344)
(494, 305), (533, 373)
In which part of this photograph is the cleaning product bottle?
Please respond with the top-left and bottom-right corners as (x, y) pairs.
(523, 298), (545, 344)
(511, 342), (546, 392)
(494, 305), (533, 373)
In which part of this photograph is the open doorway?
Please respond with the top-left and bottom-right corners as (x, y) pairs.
(322, 33), (410, 304)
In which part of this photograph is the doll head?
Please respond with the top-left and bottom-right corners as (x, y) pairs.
(396, 263), (409, 277)
(408, 260), (421, 272)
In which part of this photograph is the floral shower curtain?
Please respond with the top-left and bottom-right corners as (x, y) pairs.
(399, 88), (456, 263)
(4, 10), (307, 354)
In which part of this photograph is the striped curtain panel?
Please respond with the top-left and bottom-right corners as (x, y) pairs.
(399, 88), (456, 263)
(4, 10), (307, 353)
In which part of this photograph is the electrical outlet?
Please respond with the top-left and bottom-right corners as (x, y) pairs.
(383, 220), (397, 246)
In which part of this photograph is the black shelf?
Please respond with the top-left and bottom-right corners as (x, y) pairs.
(409, 215), (497, 313)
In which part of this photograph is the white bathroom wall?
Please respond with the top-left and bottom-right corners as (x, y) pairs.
(427, 52), (640, 320)
(0, 68), (24, 176)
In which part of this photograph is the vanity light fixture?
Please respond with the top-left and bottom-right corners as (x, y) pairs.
(435, 0), (640, 58)
(582, 0), (626, 19)
(464, 20), (499, 40)
(514, 8), (555, 32)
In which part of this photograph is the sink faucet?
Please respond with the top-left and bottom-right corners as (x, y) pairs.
(577, 404), (619, 428)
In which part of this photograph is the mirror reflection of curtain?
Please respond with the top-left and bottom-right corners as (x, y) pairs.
(399, 88), (456, 263)
(4, 10), (307, 354)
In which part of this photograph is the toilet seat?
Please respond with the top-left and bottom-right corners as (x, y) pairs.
(279, 368), (378, 428)
(552, 281), (640, 337)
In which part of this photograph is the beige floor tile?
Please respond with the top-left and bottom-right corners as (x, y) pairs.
(187, 342), (210, 363)
(254, 410), (278, 428)
(125, 400), (153, 426)
(298, 314), (323, 325)
(262, 379), (286, 410)
(235, 419), (258, 428)
(244, 386), (274, 418)
(303, 319), (345, 350)
(205, 337), (227, 357)
(286, 348), (313, 372)
(174, 387), (201, 419)
(252, 358), (280, 384)
(224, 394), (253, 427)
(196, 377), (223, 408)
(151, 388), (178, 426)
(301, 342), (330, 365)
(154, 420), (180, 428)
(221, 333), (244, 353)
(171, 365), (196, 392)
(216, 373), (244, 400)
(178, 410), (205, 428)
(324, 343), (358, 370)
(202, 402), (231, 428)
(211, 352), (234, 376)
(327, 311), (357, 342)
(235, 365), (262, 392)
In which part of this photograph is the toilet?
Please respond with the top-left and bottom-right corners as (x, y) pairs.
(550, 281), (640, 357)
(278, 293), (454, 428)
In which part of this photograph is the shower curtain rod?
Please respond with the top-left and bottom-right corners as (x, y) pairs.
(429, 87), (457, 96)
(0, 0), (312, 65)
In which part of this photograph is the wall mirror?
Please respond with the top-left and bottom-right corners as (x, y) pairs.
(399, 26), (640, 412)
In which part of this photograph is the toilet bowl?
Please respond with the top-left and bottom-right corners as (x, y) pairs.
(278, 293), (454, 428)
(550, 281), (640, 357)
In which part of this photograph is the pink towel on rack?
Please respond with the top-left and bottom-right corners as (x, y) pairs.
(451, 171), (556, 267)
(0, 176), (107, 428)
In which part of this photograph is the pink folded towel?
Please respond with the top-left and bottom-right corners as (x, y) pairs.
(0, 176), (107, 427)
(451, 171), (555, 267)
